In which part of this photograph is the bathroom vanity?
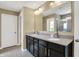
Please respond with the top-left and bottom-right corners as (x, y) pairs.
(26, 33), (74, 57)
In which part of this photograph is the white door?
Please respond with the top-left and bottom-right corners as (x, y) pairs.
(74, 2), (79, 57)
(1, 14), (17, 48)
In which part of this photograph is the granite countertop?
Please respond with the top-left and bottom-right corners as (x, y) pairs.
(26, 33), (73, 46)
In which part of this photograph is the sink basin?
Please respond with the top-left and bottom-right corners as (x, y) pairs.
(48, 38), (60, 41)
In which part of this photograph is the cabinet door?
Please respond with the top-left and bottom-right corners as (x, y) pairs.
(39, 45), (47, 57)
(29, 37), (33, 54)
(48, 48), (64, 57)
(33, 43), (39, 57)
(33, 38), (39, 50)
(33, 49), (39, 57)
(26, 36), (30, 50)
(48, 42), (65, 57)
(33, 38), (39, 57)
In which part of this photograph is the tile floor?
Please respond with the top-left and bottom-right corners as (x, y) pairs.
(0, 46), (33, 57)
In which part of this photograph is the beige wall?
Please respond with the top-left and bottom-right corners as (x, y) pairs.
(20, 7), (35, 49)
(23, 7), (35, 49)
(23, 7), (34, 33)
(0, 8), (19, 48)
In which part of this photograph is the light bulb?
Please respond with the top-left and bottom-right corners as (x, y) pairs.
(34, 10), (40, 15)
(50, 2), (54, 6)
(39, 8), (43, 13)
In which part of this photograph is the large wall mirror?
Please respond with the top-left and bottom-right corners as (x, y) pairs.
(42, 2), (72, 33)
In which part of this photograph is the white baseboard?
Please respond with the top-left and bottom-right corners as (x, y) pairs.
(0, 44), (21, 50)
(0, 47), (3, 49)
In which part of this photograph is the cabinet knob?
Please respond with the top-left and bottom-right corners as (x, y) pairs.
(75, 39), (79, 42)
(14, 32), (16, 34)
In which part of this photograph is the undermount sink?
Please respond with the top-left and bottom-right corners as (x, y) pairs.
(48, 38), (60, 41)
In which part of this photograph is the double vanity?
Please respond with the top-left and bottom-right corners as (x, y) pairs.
(26, 33), (74, 57)
(25, 1), (73, 57)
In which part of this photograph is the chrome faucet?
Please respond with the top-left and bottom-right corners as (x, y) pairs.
(55, 32), (59, 38)
(55, 19), (59, 38)
(36, 31), (39, 35)
(34, 31), (39, 35)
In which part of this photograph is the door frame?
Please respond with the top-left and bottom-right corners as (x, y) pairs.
(19, 15), (24, 51)
(0, 13), (19, 49)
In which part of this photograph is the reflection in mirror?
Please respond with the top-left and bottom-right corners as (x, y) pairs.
(47, 17), (55, 32)
(42, 2), (72, 33)
(58, 13), (71, 32)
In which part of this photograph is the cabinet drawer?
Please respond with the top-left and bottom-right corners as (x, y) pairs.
(39, 40), (47, 46)
(48, 42), (65, 53)
(50, 49), (64, 57)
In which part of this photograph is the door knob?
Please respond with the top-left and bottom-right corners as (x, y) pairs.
(14, 32), (16, 34)
(75, 39), (79, 42)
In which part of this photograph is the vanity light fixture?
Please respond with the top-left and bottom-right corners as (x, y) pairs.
(50, 2), (54, 6)
(49, 1), (62, 7)
(39, 8), (44, 13)
(54, 1), (62, 6)
(34, 10), (40, 15)
(34, 8), (44, 15)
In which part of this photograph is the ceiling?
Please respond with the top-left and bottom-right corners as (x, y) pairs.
(0, 1), (46, 12)
(42, 2), (71, 16)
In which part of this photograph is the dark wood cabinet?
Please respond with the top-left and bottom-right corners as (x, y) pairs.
(39, 40), (47, 57)
(33, 38), (39, 57)
(26, 35), (73, 57)
(26, 36), (30, 51)
(29, 37), (33, 54)
(48, 48), (64, 57)
(48, 42), (65, 57)
(48, 42), (65, 53)
(67, 41), (74, 57)
(39, 45), (47, 57)
(47, 42), (65, 57)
